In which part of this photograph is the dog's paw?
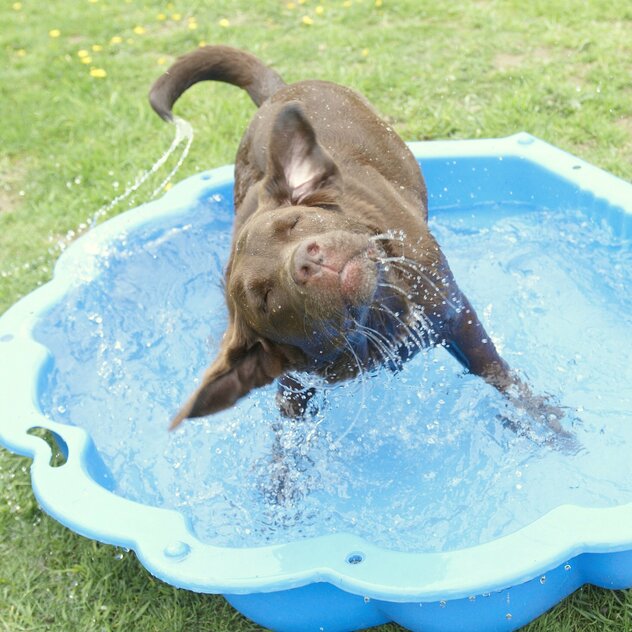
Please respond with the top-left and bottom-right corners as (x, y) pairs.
(276, 388), (316, 419)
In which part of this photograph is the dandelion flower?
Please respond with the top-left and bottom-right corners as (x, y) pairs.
(77, 49), (90, 58)
(133, 26), (146, 35)
(156, 13), (166, 21)
(13, 2), (22, 10)
(302, 15), (313, 25)
(315, 5), (324, 15)
(218, 18), (230, 28)
(157, 56), (167, 65)
(198, 40), (207, 47)
(375, 0), (383, 6)
(81, 56), (93, 64)
(49, 29), (61, 38)
(188, 21), (198, 30)
(90, 68), (107, 78)
(16, 49), (27, 57)
(172, 13), (182, 21)
(110, 35), (123, 44)
(362, 48), (369, 57)
(343, 0), (352, 7)
(286, 2), (296, 8)
(92, 44), (103, 52)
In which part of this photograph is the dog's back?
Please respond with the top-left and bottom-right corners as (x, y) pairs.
(150, 46), (427, 228)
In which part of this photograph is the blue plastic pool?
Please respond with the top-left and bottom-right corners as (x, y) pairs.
(1, 133), (631, 632)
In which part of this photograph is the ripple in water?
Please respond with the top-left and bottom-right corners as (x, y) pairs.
(35, 196), (632, 553)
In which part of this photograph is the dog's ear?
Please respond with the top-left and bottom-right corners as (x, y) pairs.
(170, 323), (290, 430)
(263, 102), (342, 206)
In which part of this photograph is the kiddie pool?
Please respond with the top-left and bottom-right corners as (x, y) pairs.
(1, 133), (631, 632)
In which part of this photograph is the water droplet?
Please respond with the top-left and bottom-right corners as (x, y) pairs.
(164, 541), (191, 560)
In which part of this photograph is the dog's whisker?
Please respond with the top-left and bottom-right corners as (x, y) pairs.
(330, 330), (368, 448)
(377, 280), (413, 301)
(375, 303), (428, 352)
(381, 256), (461, 311)
(370, 233), (406, 244)
(350, 319), (399, 366)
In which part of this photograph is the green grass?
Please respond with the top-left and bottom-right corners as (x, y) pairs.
(1, 1), (631, 630)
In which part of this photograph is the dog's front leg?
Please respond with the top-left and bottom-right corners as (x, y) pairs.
(275, 374), (317, 419)
(444, 294), (569, 436)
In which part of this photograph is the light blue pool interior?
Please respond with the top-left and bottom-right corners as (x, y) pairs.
(1, 133), (631, 632)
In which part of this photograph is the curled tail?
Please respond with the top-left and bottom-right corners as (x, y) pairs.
(149, 45), (286, 121)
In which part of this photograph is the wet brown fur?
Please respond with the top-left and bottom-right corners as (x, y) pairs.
(149, 45), (564, 434)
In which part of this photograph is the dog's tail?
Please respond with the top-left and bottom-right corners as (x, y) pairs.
(149, 45), (286, 122)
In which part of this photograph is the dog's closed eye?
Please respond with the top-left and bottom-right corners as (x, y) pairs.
(262, 288), (272, 312)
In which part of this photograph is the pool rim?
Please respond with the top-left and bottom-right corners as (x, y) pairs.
(1, 132), (631, 603)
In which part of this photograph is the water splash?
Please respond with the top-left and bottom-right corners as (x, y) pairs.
(0, 117), (193, 283)
(90, 117), (193, 227)
(34, 201), (632, 554)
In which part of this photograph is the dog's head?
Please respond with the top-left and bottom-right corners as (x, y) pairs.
(171, 104), (396, 428)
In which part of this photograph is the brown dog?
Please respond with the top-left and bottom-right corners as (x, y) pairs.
(149, 46), (564, 434)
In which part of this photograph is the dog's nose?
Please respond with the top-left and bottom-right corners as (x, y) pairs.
(293, 240), (323, 283)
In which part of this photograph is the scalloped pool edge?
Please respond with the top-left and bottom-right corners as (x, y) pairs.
(1, 133), (631, 632)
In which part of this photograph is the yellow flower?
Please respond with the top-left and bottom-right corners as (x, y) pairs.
(301, 15), (313, 25)
(157, 56), (167, 65)
(133, 26), (146, 35)
(375, 0), (382, 6)
(13, 2), (22, 10)
(218, 18), (230, 28)
(90, 68), (107, 78)
(172, 12), (182, 21)
(110, 35), (123, 44)
(188, 21), (198, 30)
(49, 29), (61, 38)
(315, 5), (324, 14)
(81, 55), (93, 64)
(16, 48), (27, 57)
(343, 0), (352, 7)
(298, 0), (307, 4)
(88, 0), (99, 3)
(77, 49), (90, 58)
(164, 182), (173, 191)
(198, 40), (207, 47)
(286, 1), (296, 8)
(361, 48), (369, 57)
(92, 44), (103, 52)
(156, 13), (166, 21)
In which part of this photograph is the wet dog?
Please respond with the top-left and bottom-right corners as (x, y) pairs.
(149, 45), (565, 434)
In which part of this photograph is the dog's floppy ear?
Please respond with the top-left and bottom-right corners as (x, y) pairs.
(170, 322), (290, 430)
(263, 102), (342, 206)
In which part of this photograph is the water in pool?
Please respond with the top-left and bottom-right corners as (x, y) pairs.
(35, 189), (632, 554)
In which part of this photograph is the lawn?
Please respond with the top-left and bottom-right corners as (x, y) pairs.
(1, 0), (631, 630)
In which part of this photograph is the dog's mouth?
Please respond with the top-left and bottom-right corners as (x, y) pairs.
(291, 237), (382, 308)
(339, 252), (377, 303)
